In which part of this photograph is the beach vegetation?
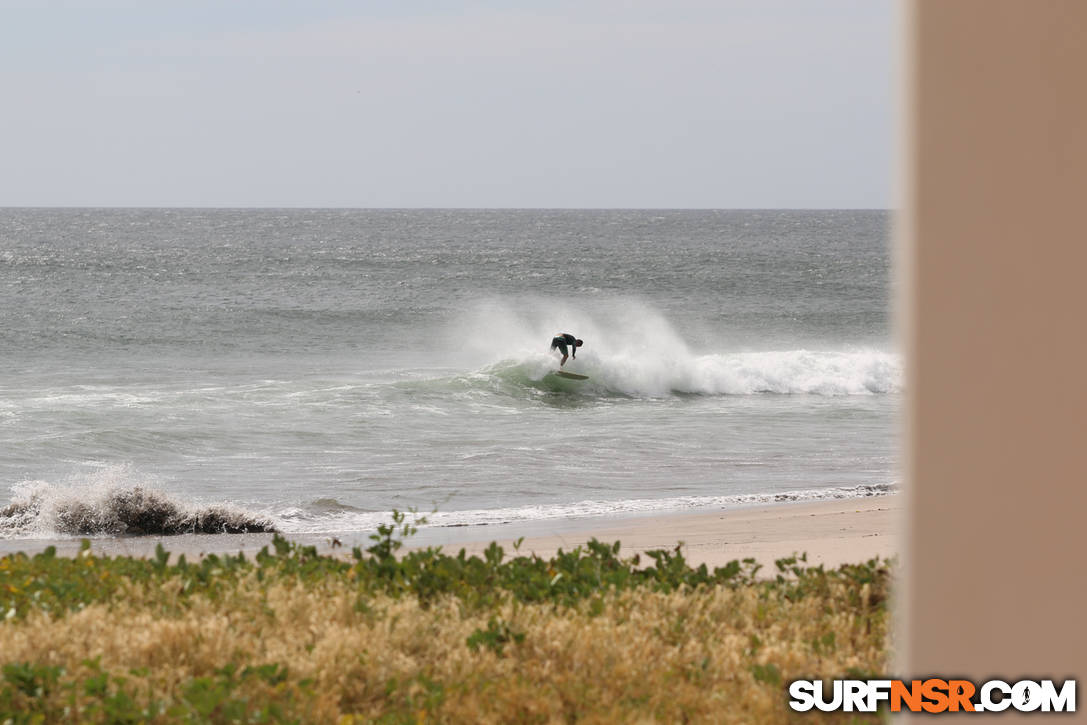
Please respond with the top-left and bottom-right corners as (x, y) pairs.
(0, 519), (893, 723)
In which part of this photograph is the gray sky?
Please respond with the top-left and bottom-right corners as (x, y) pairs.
(1, 1), (895, 208)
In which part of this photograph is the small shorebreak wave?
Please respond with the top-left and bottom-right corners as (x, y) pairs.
(1, 474), (275, 538)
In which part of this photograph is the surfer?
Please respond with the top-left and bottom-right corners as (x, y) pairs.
(550, 333), (583, 367)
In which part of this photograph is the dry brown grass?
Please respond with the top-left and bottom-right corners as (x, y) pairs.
(0, 567), (890, 723)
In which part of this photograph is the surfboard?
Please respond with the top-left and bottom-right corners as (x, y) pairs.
(554, 370), (589, 380)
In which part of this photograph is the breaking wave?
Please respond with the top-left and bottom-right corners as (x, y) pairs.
(446, 348), (901, 399)
(0, 467), (275, 539)
(445, 297), (901, 398)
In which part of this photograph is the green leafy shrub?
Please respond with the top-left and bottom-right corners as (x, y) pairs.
(0, 512), (894, 723)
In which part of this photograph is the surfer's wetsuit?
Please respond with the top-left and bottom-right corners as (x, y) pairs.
(550, 333), (582, 366)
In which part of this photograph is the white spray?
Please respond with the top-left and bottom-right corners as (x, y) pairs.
(447, 297), (901, 397)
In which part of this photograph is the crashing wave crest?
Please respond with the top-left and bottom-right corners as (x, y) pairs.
(1, 469), (275, 538)
(470, 348), (901, 398)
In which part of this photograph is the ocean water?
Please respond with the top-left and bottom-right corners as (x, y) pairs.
(0, 209), (899, 543)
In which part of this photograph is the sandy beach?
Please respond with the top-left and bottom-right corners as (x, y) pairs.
(448, 495), (901, 569)
(0, 495), (900, 568)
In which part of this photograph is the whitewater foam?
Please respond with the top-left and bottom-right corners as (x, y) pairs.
(450, 297), (900, 397)
(1, 475), (896, 540)
(472, 347), (900, 399)
(269, 483), (898, 535)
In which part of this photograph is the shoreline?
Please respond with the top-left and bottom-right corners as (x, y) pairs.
(0, 495), (900, 567)
(443, 495), (901, 568)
